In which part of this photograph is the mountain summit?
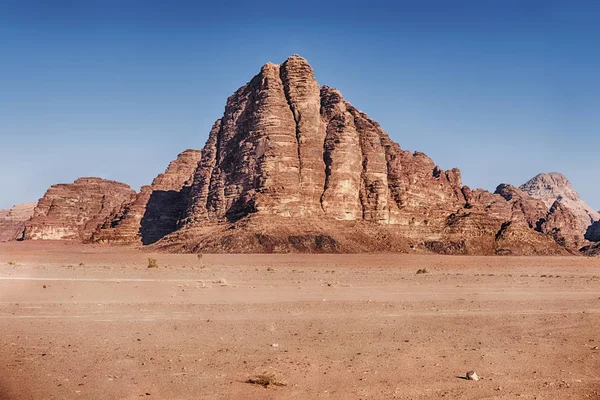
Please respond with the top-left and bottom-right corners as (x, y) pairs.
(519, 172), (599, 234)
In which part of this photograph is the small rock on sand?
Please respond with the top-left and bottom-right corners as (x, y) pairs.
(466, 371), (479, 381)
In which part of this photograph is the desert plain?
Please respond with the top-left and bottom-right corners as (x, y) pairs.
(0, 242), (599, 399)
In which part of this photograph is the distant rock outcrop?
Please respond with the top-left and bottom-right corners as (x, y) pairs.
(494, 184), (548, 230)
(24, 178), (136, 241)
(520, 173), (599, 235)
(91, 149), (201, 244)
(539, 200), (584, 251)
(0, 202), (37, 242)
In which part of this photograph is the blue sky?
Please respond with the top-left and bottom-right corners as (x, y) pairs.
(1, 0), (598, 209)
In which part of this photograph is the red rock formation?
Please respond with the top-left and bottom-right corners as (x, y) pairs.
(494, 184), (548, 230)
(160, 55), (567, 255)
(22, 55), (580, 255)
(92, 149), (201, 244)
(540, 201), (584, 251)
(0, 202), (36, 242)
(520, 172), (599, 235)
(24, 178), (136, 241)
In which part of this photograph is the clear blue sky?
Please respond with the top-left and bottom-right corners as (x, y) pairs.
(1, 0), (598, 209)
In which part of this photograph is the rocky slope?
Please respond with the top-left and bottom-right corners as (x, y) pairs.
(0, 202), (37, 242)
(520, 173), (599, 235)
(157, 55), (568, 255)
(91, 149), (201, 244)
(539, 200), (585, 250)
(24, 178), (136, 241)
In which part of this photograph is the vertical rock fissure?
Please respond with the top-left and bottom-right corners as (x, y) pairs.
(356, 115), (368, 220)
(378, 135), (392, 224)
(207, 119), (224, 212)
(279, 67), (303, 184)
(320, 130), (331, 213)
(214, 118), (224, 167)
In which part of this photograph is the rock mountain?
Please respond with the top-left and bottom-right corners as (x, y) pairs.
(0, 202), (36, 242)
(17, 55), (600, 255)
(520, 172), (599, 234)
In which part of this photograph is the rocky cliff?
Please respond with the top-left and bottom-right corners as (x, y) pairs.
(24, 178), (136, 241)
(0, 202), (37, 242)
(520, 173), (599, 235)
(91, 149), (201, 244)
(157, 55), (568, 255)
(539, 200), (584, 251)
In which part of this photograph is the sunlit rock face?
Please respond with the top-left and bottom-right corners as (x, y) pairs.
(24, 178), (136, 241)
(520, 172), (599, 235)
(0, 202), (37, 242)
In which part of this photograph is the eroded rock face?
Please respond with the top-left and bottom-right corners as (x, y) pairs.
(162, 55), (567, 255)
(494, 184), (548, 230)
(520, 173), (599, 235)
(24, 178), (136, 241)
(540, 201), (584, 251)
(0, 202), (37, 242)
(92, 149), (201, 244)
(182, 56), (467, 229)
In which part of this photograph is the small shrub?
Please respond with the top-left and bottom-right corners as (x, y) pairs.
(245, 372), (286, 388)
(213, 278), (227, 285)
(7, 261), (15, 266)
(147, 258), (158, 269)
(197, 253), (203, 260)
(416, 268), (429, 274)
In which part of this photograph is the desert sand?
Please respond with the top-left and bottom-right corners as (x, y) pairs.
(0, 242), (599, 399)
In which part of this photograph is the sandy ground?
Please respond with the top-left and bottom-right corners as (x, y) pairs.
(0, 242), (599, 399)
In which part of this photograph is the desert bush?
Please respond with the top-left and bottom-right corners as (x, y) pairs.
(147, 258), (158, 268)
(416, 268), (429, 274)
(245, 372), (286, 388)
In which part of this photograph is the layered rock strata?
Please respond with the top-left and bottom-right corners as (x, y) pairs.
(20, 55), (590, 255)
(161, 55), (567, 255)
(520, 172), (599, 235)
(0, 202), (37, 242)
(92, 149), (201, 244)
(24, 178), (136, 241)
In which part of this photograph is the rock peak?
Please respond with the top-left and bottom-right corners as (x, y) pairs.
(283, 54), (311, 65)
(520, 172), (599, 233)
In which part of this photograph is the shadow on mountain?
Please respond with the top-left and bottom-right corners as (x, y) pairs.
(140, 189), (189, 245)
(584, 221), (600, 242)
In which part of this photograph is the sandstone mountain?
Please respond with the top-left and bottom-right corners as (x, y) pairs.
(151, 55), (568, 254)
(520, 172), (599, 235)
(539, 200), (586, 250)
(18, 55), (594, 255)
(0, 202), (37, 242)
(24, 178), (136, 241)
(91, 149), (201, 245)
